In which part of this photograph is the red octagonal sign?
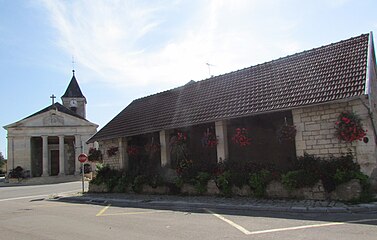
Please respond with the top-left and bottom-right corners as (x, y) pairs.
(78, 153), (88, 163)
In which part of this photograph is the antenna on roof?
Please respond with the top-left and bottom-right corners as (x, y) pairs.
(72, 55), (76, 73)
(206, 63), (214, 77)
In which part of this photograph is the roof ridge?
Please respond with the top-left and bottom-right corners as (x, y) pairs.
(23, 102), (87, 121)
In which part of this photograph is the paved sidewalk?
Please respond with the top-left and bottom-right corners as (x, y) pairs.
(55, 192), (377, 214)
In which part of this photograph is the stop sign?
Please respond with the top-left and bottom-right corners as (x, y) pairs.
(78, 153), (88, 163)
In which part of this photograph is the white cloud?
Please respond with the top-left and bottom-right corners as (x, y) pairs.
(41, 0), (300, 89)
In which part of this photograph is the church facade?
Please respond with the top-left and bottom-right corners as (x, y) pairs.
(4, 71), (98, 178)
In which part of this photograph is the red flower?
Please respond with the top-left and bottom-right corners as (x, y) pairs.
(335, 111), (367, 143)
(232, 128), (251, 147)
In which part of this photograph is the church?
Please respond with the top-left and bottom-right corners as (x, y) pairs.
(4, 71), (98, 179)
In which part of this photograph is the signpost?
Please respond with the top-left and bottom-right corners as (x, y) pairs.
(78, 153), (88, 193)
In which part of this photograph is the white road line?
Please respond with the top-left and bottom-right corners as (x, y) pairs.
(248, 218), (377, 235)
(206, 208), (377, 236)
(205, 209), (251, 235)
(0, 190), (80, 202)
(247, 222), (345, 235)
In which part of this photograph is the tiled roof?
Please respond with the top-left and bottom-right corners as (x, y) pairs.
(62, 70), (86, 99)
(89, 33), (370, 142)
(25, 103), (87, 121)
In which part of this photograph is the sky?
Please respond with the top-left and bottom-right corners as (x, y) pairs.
(1, 0), (377, 158)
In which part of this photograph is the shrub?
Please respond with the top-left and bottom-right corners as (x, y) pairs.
(282, 169), (318, 190)
(148, 174), (164, 188)
(194, 172), (211, 194)
(249, 170), (272, 198)
(8, 166), (24, 179)
(114, 173), (131, 193)
(223, 158), (272, 188)
(284, 152), (371, 201)
(132, 175), (147, 193)
(90, 165), (122, 191)
(215, 171), (232, 197)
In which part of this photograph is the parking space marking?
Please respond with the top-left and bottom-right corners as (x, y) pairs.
(206, 209), (377, 236)
(95, 204), (170, 217)
(205, 209), (251, 235)
(101, 210), (167, 217)
(247, 222), (345, 235)
(247, 218), (377, 235)
(96, 204), (111, 216)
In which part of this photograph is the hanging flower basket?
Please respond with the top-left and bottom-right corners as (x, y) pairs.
(126, 145), (140, 156)
(107, 146), (119, 157)
(231, 128), (251, 147)
(145, 143), (160, 155)
(201, 128), (218, 148)
(88, 147), (103, 162)
(278, 123), (297, 142)
(335, 111), (367, 143)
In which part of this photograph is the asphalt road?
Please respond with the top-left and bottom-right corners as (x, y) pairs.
(0, 183), (377, 240)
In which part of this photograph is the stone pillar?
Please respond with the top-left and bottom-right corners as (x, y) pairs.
(215, 120), (228, 162)
(42, 135), (49, 176)
(25, 136), (31, 177)
(118, 137), (124, 170)
(74, 135), (82, 175)
(7, 137), (14, 173)
(58, 136), (65, 176)
(160, 130), (171, 167)
(123, 140), (129, 170)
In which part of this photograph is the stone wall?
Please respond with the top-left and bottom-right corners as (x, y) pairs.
(100, 139), (121, 169)
(293, 98), (377, 176)
(7, 136), (31, 173)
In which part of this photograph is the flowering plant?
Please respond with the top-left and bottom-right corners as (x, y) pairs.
(107, 146), (119, 157)
(126, 145), (139, 156)
(176, 159), (193, 176)
(144, 142), (160, 155)
(231, 128), (251, 147)
(201, 129), (218, 148)
(170, 131), (189, 164)
(278, 124), (297, 142)
(335, 111), (367, 143)
(88, 147), (103, 162)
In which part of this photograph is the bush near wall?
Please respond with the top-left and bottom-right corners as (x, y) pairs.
(89, 153), (372, 202)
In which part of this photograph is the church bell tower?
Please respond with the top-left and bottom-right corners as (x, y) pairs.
(61, 70), (87, 118)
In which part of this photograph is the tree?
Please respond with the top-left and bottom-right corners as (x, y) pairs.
(0, 152), (5, 170)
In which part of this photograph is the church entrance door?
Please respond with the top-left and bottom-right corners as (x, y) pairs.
(50, 150), (59, 176)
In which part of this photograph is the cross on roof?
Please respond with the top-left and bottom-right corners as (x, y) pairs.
(50, 94), (56, 105)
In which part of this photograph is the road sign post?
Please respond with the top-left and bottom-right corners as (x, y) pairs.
(78, 153), (88, 194)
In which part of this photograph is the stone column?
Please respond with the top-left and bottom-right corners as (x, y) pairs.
(74, 135), (82, 175)
(123, 140), (129, 171)
(58, 136), (65, 176)
(160, 130), (171, 167)
(42, 135), (49, 176)
(7, 137), (14, 173)
(25, 136), (31, 177)
(118, 137), (124, 169)
(215, 120), (228, 162)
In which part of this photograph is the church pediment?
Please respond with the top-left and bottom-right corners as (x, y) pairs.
(4, 109), (97, 129)
(43, 114), (64, 126)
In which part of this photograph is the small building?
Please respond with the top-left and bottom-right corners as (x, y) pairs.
(4, 71), (98, 178)
(88, 33), (377, 186)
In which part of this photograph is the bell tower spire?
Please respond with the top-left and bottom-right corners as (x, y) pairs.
(61, 70), (87, 118)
